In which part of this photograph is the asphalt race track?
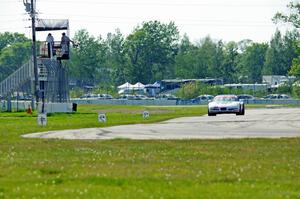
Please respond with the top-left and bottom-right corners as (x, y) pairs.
(23, 108), (300, 140)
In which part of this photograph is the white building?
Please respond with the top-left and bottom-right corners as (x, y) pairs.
(224, 83), (269, 91)
(262, 75), (296, 88)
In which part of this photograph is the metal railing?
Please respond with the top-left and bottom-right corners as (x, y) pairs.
(0, 60), (34, 98)
(39, 41), (62, 58)
(0, 57), (69, 103)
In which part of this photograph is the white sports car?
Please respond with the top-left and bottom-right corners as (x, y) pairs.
(208, 95), (245, 116)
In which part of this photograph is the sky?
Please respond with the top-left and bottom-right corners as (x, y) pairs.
(0, 0), (293, 43)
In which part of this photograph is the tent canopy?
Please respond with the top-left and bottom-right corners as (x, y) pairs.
(35, 19), (69, 31)
(117, 82), (133, 89)
(133, 82), (145, 89)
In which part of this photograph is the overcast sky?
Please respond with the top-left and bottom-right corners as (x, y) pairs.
(0, 0), (293, 43)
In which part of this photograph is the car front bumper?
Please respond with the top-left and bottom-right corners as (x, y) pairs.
(209, 106), (240, 114)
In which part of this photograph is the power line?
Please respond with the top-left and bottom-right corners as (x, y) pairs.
(67, 19), (274, 27)
(1, 0), (286, 7)
(0, 19), (23, 22)
(38, 13), (274, 24)
(36, 13), (274, 27)
(0, 26), (29, 31)
(36, 0), (286, 8)
(0, 13), (27, 16)
(1, 0), (23, 3)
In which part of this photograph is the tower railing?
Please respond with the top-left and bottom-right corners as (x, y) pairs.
(0, 59), (34, 98)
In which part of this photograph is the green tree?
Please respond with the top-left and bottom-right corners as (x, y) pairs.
(237, 43), (268, 83)
(286, 32), (300, 79)
(0, 41), (31, 81)
(289, 47), (300, 79)
(222, 41), (238, 83)
(237, 39), (253, 53)
(273, 1), (300, 80)
(273, 1), (300, 28)
(68, 29), (108, 85)
(0, 32), (29, 53)
(175, 36), (225, 80)
(105, 29), (129, 86)
(263, 31), (289, 75)
(197, 36), (219, 78)
(214, 40), (225, 79)
(264, 30), (299, 76)
(283, 30), (300, 72)
(125, 21), (179, 83)
(289, 63), (300, 78)
(0, 32), (31, 81)
(176, 37), (211, 79)
(292, 85), (300, 98)
(175, 34), (197, 78)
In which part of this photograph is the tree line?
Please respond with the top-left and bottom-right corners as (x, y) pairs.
(66, 23), (300, 87)
(1, 1), (300, 87)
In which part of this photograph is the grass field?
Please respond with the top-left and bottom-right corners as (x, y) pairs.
(0, 105), (300, 198)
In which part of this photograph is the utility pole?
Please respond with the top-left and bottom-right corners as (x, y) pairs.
(24, 0), (39, 108)
(30, 0), (39, 106)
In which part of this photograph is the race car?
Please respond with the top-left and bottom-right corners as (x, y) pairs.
(208, 94), (245, 116)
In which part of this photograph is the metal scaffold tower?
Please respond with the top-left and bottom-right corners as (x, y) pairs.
(0, 0), (73, 112)
(37, 58), (69, 103)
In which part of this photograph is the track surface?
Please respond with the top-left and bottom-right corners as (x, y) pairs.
(23, 108), (300, 140)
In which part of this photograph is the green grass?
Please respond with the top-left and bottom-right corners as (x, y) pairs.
(0, 105), (206, 141)
(0, 105), (300, 198)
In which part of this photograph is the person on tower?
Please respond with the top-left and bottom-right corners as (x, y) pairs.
(60, 32), (74, 58)
(46, 33), (54, 58)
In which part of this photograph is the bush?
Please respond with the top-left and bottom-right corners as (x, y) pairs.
(277, 83), (292, 94)
(176, 82), (200, 99)
(292, 85), (300, 98)
(70, 87), (84, 98)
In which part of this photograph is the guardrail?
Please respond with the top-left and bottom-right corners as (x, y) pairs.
(71, 99), (178, 106)
(2, 99), (300, 112)
(242, 99), (300, 105)
(70, 98), (300, 106)
(0, 100), (32, 111)
(0, 100), (73, 113)
(177, 99), (300, 105)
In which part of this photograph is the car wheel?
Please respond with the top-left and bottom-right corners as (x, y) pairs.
(208, 110), (216, 116)
(241, 105), (245, 115)
(236, 105), (245, 116)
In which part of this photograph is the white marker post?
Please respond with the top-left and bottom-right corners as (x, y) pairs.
(98, 113), (107, 123)
(143, 111), (150, 119)
(37, 113), (47, 126)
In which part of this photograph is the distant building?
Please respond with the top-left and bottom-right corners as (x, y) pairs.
(144, 82), (161, 97)
(262, 75), (296, 88)
(224, 83), (269, 92)
(160, 78), (223, 91)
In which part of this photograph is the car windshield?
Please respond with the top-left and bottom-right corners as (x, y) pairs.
(214, 96), (238, 102)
